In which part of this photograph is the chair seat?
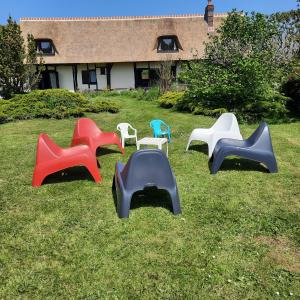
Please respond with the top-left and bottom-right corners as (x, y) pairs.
(113, 150), (181, 218)
(211, 122), (278, 174)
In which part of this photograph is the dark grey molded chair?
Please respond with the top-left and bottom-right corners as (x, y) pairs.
(113, 149), (181, 218)
(211, 122), (278, 174)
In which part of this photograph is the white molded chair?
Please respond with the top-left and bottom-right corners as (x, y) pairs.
(186, 113), (243, 157)
(117, 123), (138, 148)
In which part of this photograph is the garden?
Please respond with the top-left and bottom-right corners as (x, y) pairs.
(0, 91), (300, 298)
(0, 8), (299, 300)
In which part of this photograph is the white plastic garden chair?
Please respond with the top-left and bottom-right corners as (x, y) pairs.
(186, 113), (243, 158)
(117, 123), (138, 148)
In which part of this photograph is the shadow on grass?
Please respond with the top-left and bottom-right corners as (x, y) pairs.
(43, 166), (96, 185)
(188, 144), (208, 155)
(111, 178), (173, 215)
(209, 157), (269, 173)
(96, 147), (122, 157)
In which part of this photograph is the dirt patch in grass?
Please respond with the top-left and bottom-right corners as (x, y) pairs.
(256, 236), (300, 273)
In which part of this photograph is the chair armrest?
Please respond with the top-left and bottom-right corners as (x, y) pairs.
(115, 161), (125, 189)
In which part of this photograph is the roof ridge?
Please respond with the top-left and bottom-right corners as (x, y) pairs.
(20, 13), (227, 21)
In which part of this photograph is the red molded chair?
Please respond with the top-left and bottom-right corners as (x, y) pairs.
(71, 118), (124, 155)
(32, 133), (101, 187)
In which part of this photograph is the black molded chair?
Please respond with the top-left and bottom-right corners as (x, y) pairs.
(113, 149), (181, 218)
(211, 122), (278, 174)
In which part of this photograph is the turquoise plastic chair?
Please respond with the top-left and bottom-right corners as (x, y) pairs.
(150, 119), (171, 142)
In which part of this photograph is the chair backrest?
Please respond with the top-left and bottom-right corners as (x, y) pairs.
(121, 150), (175, 190)
(117, 123), (132, 137)
(35, 133), (62, 164)
(150, 119), (166, 133)
(246, 122), (274, 151)
(73, 118), (101, 138)
(212, 113), (238, 132)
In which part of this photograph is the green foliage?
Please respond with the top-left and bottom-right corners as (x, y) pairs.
(121, 87), (160, 101)
(1, 96), (300, 298)
(179, 11), (297, 122)
(84, 97), (120, 113)
(282, 77), (300, 115)
(0, 17), (43, 99)
(142, 87), (161, 101)
(0, 89), (120, 123)
(158, 91), (185, 108)
(192, 107), (228, 117)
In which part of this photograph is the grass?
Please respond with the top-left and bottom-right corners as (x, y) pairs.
(0, 95), (299, 299)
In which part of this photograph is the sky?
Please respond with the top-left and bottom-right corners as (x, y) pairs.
(0, 0), (298, 24)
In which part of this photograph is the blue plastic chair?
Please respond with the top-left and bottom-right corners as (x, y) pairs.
(113, 149), (181, 218)
(150, 119), (171, 142)
(211, 122), (278, 174)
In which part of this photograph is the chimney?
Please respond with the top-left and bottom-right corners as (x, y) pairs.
(205, 0), (214, 28)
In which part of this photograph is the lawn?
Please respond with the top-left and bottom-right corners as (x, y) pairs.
(0, 95), (299, 299)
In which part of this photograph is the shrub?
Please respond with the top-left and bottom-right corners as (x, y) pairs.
(282, 77), (300, 115)
(142, 87), (161, 101)
(84, 97), (120, 113)
(0, 89), (120, 124)
(178, 11), (296, 122)
(158, 91), (185, 108)
(192, 107), (228, 117)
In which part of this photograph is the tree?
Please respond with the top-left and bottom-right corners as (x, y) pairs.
(0, 17), (43, 99)
(179, 11), (295, 121)
(156, 55), (177, 93)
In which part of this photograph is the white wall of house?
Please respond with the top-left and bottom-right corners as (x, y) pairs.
(56, 65), (74, 91)
(96, 68), (107, 90)
(51, 61), (180, 91)
(76, 64), (97, 91)
(111, 63), (135, 90)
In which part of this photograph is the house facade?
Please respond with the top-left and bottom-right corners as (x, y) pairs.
(20, 1), (226, 91)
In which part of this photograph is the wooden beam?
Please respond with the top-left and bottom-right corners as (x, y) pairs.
(106, 63), (113, 90)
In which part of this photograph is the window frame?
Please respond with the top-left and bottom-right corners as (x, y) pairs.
(82, 69), (97, 85)
(35, 39), (55, 56)
(157, 36), (179, 53)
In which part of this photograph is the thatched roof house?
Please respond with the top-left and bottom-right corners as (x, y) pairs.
(20, 1), (227, 90)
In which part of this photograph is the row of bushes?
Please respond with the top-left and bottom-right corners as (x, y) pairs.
(0, 89), (120, 124)
(158, 90), (294, 121)
(81, 87), (161, 101)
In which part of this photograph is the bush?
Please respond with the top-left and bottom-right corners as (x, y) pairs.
(178, 11), (295, 122)
(158, 92), (185, 108)
(0, 89), (120, 123)
(128, 87), (160, 101)
(282, 77), (300, 115)
(192, 107), (228, 117)
(84, 97), (120, 113)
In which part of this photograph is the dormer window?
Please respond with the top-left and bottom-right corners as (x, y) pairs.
(36, 39), (55, 55)
(157, 36), (179, 53)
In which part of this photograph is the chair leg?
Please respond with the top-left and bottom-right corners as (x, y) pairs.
(265, 156), (278, 173)
(117, 192), (132, 218)
(185, 138), (192, 151)
(116, 141), (125, 155)
(168, 187), (181, 215)
(32, 168), (46, 187)
(211, 154), (225, 174)
(85, 159), (102, 182)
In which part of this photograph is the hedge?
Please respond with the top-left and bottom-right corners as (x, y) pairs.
(0, 89), (120, 124)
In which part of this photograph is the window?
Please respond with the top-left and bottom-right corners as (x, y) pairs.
(36, 39), (55, 55)
(157, 36), (179, 53)
(100, 67), (106, 75)
(82, 70), (97, 85)
(39, 71), (59, 89)
(141, 69), (149, 80)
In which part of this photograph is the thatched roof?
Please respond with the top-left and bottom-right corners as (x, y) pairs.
(20, 14), (227, 64)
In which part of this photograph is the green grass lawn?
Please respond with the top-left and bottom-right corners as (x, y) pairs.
(0, 96), (299, 299)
